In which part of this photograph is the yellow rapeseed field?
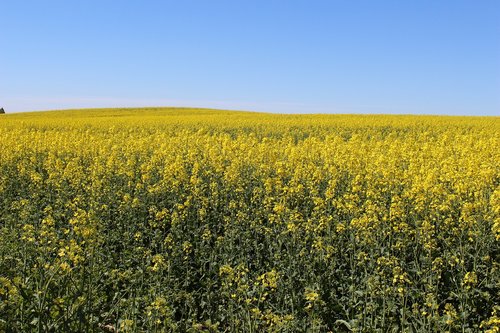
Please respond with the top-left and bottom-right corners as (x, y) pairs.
(0, 108), (499, 332)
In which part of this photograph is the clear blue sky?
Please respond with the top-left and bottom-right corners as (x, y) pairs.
(1, 1), (499, 115)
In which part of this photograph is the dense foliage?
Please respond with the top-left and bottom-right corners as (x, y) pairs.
(0, 108), (499, 332)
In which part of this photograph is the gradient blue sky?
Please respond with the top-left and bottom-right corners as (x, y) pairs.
(1, 1), (499, 115)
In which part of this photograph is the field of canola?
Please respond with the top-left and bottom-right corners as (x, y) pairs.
(0, 108), (499, 332)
